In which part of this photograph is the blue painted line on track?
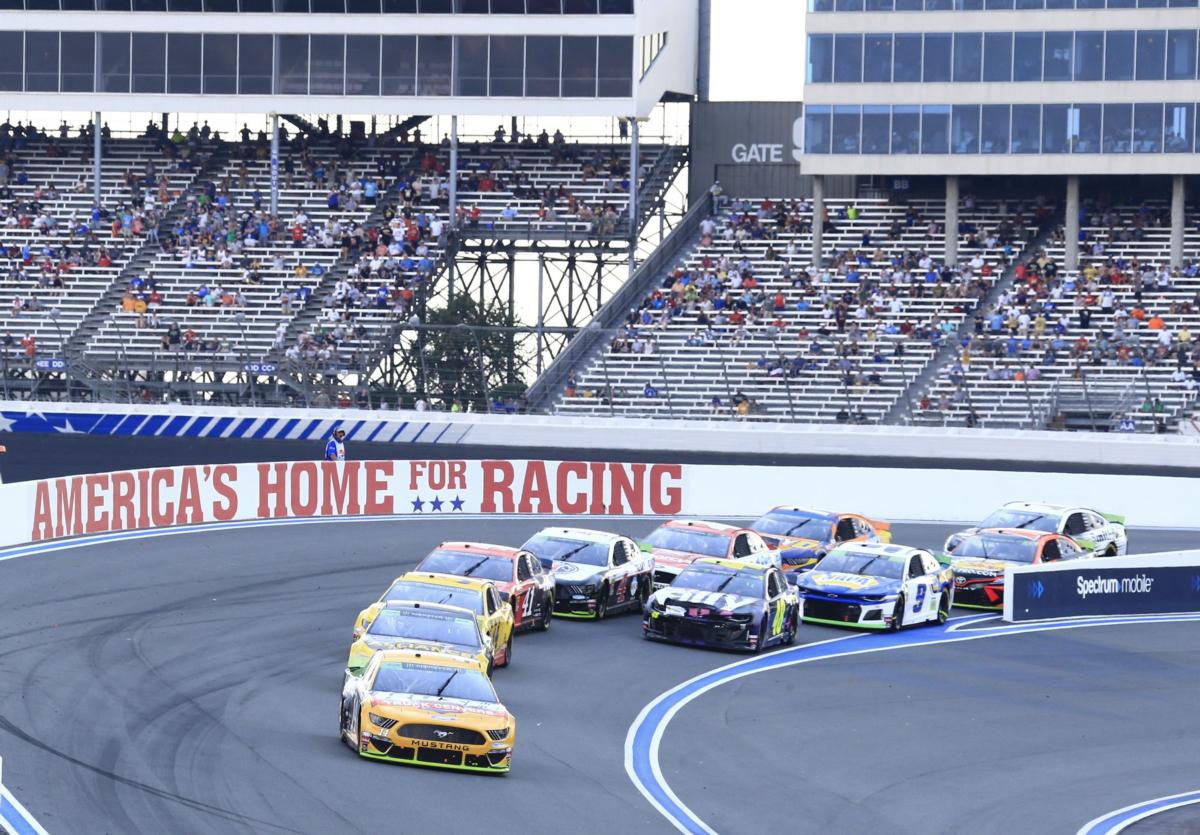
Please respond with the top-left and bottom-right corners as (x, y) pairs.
(0, 789), (48, 835)
(1078, 789), (1200, 835)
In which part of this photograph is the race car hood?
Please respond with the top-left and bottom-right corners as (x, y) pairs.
(651, 587), (760, 613)
(778, 536), (827, 553)
(795, 571), (901, 597)
(550, 562), (607, 584)
(650, 548), (710, 571)
(359, 636), (480, 662)
(365, 691), (509, 722)
(950, 557), (1014, 577)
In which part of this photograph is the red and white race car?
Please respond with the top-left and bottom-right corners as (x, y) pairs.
(414, 542), (555, 632)
(639, 520), (776, 589)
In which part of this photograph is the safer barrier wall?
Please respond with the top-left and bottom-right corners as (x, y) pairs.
(4, 456), (1200, 553)
(1003, 552), (1200, 622)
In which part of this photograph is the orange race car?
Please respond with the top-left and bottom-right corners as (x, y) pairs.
(942, 528), (1092, 609)
(749, 506), (892, 574)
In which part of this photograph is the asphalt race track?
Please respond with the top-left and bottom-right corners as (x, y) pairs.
(0, 518), (1195, 835)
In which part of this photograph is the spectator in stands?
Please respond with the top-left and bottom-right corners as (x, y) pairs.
(643, 381), (658, 398)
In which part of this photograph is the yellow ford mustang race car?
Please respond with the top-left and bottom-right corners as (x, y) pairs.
(340, 649), (516, 773)
(346, 601), (494, 677)
(352, 573), (515, 669)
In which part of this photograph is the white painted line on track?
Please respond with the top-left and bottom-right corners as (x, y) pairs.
(1077, 789), (1200, 835)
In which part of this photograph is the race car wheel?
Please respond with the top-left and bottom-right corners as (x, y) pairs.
(754, 616), (770, 652)
(936, 589), (951, 625)
(1105, 545), (1118, 557)
(785, 607), (798, 645)
(498, 633), (512, 668)
(534, 593), (552, 631)
(595, 584), (609, 620)
(636, 576), (650, 608)
(889, 595), (906, 632)
(344, 699), (360, 752)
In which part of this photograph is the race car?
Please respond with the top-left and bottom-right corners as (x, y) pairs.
(345, 601), (494, 677)
(945, 502), (1127, 557)
(793, 542), (953, 630)
(520, 527), (653, 619)
(640, 520), (776, 589)
(351, 573), (514, 669)
(340, 649), (516, 773)
(943, 528), (1091, 610)
(414, 542), (555, 633)
(643, 558), (801, 651)
(750, 506), (892, 574)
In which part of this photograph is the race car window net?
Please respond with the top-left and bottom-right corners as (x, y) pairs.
(952, 535), (1038, 563)
(977, 510), (1059, 533)
(750, 512), (828, 537)
(367, 609), (481, 649)
(383, 582), (485, 614)
(417, 550), (513, 583)
(373, 664), (498, 704)
(672, 566), (764, 598)
(814, 552), (905, 580)
(644, 528), (730, 557)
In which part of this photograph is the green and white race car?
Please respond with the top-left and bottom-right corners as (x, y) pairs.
(944, 501), (1127, 557)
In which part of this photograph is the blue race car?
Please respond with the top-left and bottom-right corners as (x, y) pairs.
(793, 542), (953, 630)
(750, 506), (892, 575)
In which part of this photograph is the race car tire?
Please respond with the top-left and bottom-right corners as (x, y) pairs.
(486, 657), (495, 677)
(534, 594), (552, 632)
(636, 576), (650, 608)
(754, 615), (769, 652)
(595, 584), (609, 620)
(785, 607), (798, 645)
(936, 589), (951, 625)
(1105, 545), (1118, 557)
(498, 633), (512, 668)
(889, 595), (906, 632)
(344, 699), (360, 753)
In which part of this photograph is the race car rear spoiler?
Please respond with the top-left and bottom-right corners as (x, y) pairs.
(1101, 512), (1126, 526)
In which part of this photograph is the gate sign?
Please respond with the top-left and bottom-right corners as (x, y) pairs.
(34, 358), (66, 371)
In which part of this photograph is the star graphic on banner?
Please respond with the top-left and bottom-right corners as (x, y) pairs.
(411, 497), (425, 512)
(450, 496), (465, 512)
(52, 418), (83, 434)
(0, 413), (16, 433)
(430, 496), (444, 512)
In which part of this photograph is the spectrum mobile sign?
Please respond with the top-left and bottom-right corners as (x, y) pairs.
(1004, 553), (1200, 622)
(5, 460), (684, 547)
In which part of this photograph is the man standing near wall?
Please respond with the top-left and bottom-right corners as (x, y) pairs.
(324, 429), (346, 462)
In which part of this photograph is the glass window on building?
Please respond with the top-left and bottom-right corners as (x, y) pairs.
(1041, 103), (1068, 152)
(866, 0), (893, 10)
(1011, 103), (1040, 152)
(862, 105), (890, 153)
(25, 31), (59, 92)
(863, 34), (892, 82)
(1074, 31), (1103, 80)
(836, 0), (865, 11)
(893, 33), (921, 83)
(309, 34), (345, 95)
(1105, 31), (1134, 80)
(833, 105), (861, 153)
(1102, 103), (1132, 152)
(60, 32), (95, 93)
(561, 35), (597, 96)
(983, 32), (1012, 82)
(0, 33), (21, 92)
(275, 34), (308, 94)
(98, 32), (130, 93)
(834, 34), (863, 83)
(525, 35), (560, 96)
(804, 105), (832, 154)
(1133, 102), (1163, 151)
(416, 35), (451, 95)
(1164, 102), (1193, 151)
(345, 35), (379, 95)
(167, 32), (200, 93)
(953, 33), (981, 82)
(1135, 30), (1166, 80)
(891, 106), (919, 154)
(1072, 103), (1101, 152)
(488, 35), (523, 96)
(203, 33), (237, 95)
(985, 0), (1014, 9)
(1013, 31), (1042, 81)
(597, 35), (632, 96)
(951, 104), (979, 153)
(1165, 30), (1197, 79)
(239, 34), (273, 94)
(981, 104), (1009, 153)
(381, 35), (416, 95)
(1043, 31), (1072, 81)
(921, 105), (949, 153)
(894, 0), (920, 9)
(455, 35), (488, 96)
(132, 32), (166, 93)
(808, 34), (832, 83)
(923, 33), (951, 82)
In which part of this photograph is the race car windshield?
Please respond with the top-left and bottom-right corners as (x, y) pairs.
(644, 528), (730, 557)
(373, 663), (498, 703)
(521, 535), (609, 567)
(417, 550), (513, 583)
(977, 510), (1059, 533)
(751, 511), (828, 537)
(672, 567), (763, 598)
(382, 582), (484, 615)
(367, 609), (480, 649)
(814, 552), (904, 580)
(952, 535), (1038, 563)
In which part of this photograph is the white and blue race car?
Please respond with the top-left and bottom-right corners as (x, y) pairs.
(945, 501), (1127, 557)
(793, 542), (954, 630)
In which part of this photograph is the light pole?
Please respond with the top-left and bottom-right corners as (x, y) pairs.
(47, 307), (69, 400)
(234, 311), (257, 407)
